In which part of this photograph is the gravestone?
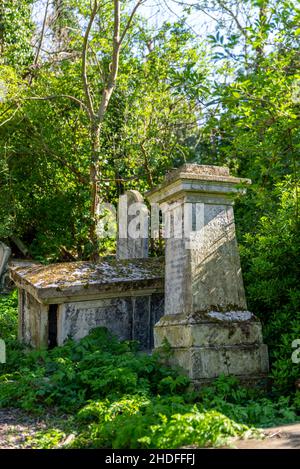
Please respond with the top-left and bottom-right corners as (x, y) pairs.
(117, 190), (148, 259)
(0, 242), (11, 292)
(147, 164), (269, 385)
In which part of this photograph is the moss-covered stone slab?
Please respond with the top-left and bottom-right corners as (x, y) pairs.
(10, 257), (164, 304)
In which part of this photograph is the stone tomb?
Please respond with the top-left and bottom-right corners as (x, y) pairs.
(10, 258), (164, 350)
(10, 164), (269, 385)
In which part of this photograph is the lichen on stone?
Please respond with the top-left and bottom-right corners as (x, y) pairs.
(10, 257), (165, 291)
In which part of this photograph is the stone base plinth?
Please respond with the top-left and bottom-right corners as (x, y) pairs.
(154, 311), (269, 383)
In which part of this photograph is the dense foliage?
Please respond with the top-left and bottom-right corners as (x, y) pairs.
(0, 0), (299, 448)
(0, 290), (17, 340)
(0, 305), (298, 449)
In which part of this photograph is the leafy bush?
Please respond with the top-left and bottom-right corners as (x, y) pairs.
(0, 290), (18, 340)
(33, 374), (298, 449)
(0, 292), (299, 449)
(0, 327), (190, 413)
(198, 375), (297, 427)
(73, 399), (254, 449)
(31, 393), (257, 449)
(240, 179), (300, 394)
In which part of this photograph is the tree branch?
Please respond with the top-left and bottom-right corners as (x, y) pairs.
(119, 0), (144, 45)
(97, 0), (143, 123)
(97, 0), (121, 122)
(33, 0), (50, 67)
(216, 0), (247, 38)
(82, 0), (98, 118)
(0, 105), (20, 128)
(24, 94), (90, 114)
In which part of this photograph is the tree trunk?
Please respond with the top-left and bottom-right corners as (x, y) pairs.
(89, 122), (101, 259)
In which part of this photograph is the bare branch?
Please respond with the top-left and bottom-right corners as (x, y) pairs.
(0, 104), (15, 119)
(97, 0), (144, 122)
(90, 43), (106, 81)
(97, 0), (121, 122)
(97, 177), (137, 182)
(82, 0), (99, 118)
(216, 0), (247, 37)
(33, 0), (50, 67)
(171, 0), (219, 23)
(24, 94), (90, 114)
(0, 105), (20, 128)
(119, 0), (144, 45)
(42, 146), (89, 185)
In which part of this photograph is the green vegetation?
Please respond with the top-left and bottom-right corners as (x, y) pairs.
(241, 180), (300, 395)
(0, 295), (299, 448)
(0, 0), (300, 449)
(0, 290), (18, 340)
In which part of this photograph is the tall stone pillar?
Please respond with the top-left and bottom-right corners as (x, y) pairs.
(147, 164), (268, 384)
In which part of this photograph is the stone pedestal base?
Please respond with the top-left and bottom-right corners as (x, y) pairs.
(154, 311), (269, 384)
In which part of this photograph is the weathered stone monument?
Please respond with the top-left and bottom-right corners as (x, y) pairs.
(10, 164), (268, 385)
(0, 242), (11, 292)
(117, 190), (148, 259)
(147, 164), (268, 384)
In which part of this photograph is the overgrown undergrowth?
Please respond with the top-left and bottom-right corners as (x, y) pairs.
(0, 291), (299, 449)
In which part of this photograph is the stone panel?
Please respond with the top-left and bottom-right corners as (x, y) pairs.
(168, 344), (269, 380)
(132, 296), (151, 349)
(57, 297), (133, 345)
(19, 291), (48, 348)
(117, 190), (148, 259)
(55, 293), (165, 350)
(154, 318), (263, 348)
(190, 204), (247, 312)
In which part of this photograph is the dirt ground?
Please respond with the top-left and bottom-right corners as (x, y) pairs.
(0, 408), (46, 449)
(233, 423), (300, 449)
(1, 408), (300, 449)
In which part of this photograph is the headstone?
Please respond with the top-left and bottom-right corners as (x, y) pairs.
(0, 242), (11, 291)
(147, 164), (269, 385)
(117, 190), (149, 259)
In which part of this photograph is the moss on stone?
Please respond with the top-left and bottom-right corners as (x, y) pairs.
(11, 257), (165, 291)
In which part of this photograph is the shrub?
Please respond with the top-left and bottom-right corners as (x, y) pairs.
(0, 327), (190, 413)
(240, 178), (300, 394)
(0, 290), (18, 340)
